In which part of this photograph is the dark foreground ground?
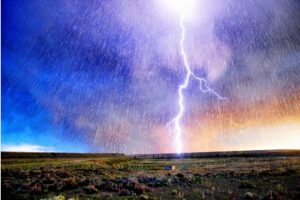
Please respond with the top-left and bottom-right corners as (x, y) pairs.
(1, 150), (300, 199)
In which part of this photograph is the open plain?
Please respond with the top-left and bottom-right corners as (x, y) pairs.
(1, 150), (300, 199)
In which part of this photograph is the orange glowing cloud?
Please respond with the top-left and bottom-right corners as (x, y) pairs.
(176, 90), (300, 153)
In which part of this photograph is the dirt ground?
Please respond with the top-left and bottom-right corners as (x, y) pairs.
(1, 151), (300, 199)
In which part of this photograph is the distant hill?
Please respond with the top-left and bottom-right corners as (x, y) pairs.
(133, 149), (300, 159)
(1, 152), (125, 159)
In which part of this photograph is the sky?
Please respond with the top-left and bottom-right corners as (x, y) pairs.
(2, 0), (300, 153)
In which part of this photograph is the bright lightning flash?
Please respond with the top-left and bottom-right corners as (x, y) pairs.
(165, 0), (228, 154)
(162, 0), (197, 19)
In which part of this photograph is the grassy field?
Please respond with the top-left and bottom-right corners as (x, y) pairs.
(1, 150), (300, 199)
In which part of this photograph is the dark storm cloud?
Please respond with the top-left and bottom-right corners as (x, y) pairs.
(211, 0), (300, 103)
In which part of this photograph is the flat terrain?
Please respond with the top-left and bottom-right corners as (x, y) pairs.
(1, 150), (300, 199)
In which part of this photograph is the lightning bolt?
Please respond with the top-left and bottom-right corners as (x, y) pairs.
(170, 15), (227, 154)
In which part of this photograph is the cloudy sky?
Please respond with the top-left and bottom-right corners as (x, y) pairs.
(2, 0), (300, 153)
